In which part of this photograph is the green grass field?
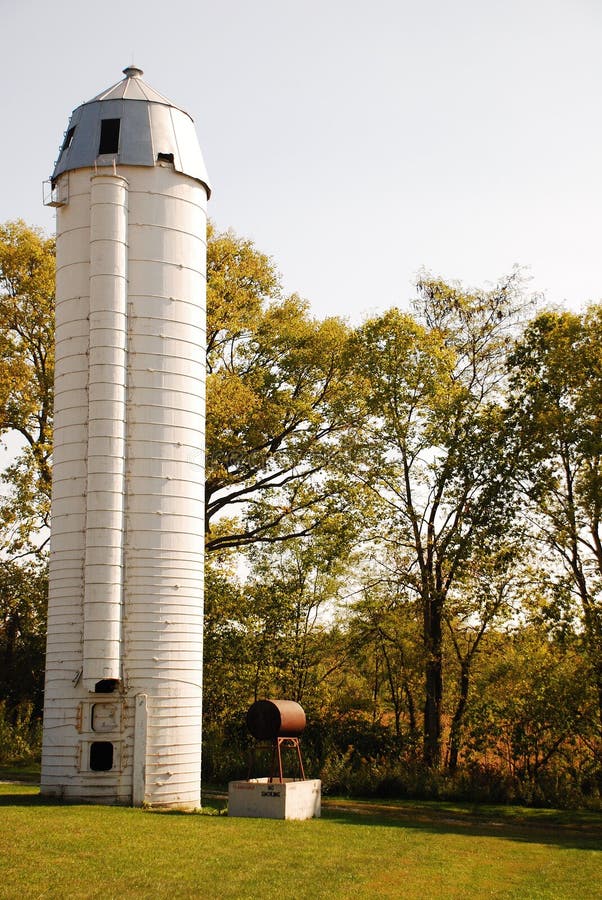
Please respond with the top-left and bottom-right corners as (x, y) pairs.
(0, 783), (600, 899)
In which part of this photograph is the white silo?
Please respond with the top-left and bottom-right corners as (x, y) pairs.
(41, 66), (210, 808)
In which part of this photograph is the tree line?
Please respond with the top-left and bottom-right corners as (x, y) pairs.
(0, 219), (600, 807)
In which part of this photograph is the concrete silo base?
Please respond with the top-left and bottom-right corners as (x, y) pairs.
(228, 778), (321, 820)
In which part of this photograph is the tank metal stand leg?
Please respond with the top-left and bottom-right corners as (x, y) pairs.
(269, 737), (306, 783)
(248, 737), (307, 783)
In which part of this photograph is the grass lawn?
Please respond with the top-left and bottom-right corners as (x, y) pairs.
(0, 783), (600, 899)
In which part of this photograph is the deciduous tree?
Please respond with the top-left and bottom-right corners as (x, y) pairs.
(205, 224), (360, 552)
(0, 221), (54, 557)
(348, 273), (530, 767)
(508, 308), (602, 742)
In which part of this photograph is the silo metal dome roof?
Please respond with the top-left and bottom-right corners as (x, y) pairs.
(51, 66), (211, 195)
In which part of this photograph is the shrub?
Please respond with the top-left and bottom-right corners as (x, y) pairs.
(0, 702), (42, 764)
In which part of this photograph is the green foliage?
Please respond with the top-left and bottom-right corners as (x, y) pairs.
(0, 560), (47, 712)
(243, 525), (358, 701)
(0, 560), (47, 761)
(0, 701), (42, 764)
(346, 578), (423, 748)
(464, 629), (599, 805)
(508, 308), (602, 743)
(206, 224), (359, 552)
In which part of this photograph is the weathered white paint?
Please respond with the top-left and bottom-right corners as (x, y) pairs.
(41, 67), (208, 808)
(133, 693), (148, 806)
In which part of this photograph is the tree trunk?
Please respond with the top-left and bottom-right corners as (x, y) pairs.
(597, 668), (602, 739)
(380, 637), (402, 739)
(2, 616), (17, 698)
(423, 594), (443, 768)
(448, 663), (470, 772)
(404, 678), (417, 738)
(596, 668), (602, 795)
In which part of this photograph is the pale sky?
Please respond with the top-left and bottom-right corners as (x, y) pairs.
(2, 0), (602, 321)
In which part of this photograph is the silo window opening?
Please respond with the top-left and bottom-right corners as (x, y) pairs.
(61, 126), (76, 153)
(90, 741), (114, 772)
(94, 678), (118, 694)
(99, 118), (120, 154)
(157, 153), (174, 163)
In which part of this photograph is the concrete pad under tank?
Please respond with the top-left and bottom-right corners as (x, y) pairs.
(228, 778), (321, 820)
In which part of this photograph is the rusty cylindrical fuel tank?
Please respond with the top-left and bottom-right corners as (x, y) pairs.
(246, 700), (306, 741)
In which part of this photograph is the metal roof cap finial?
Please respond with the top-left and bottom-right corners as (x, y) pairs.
(123, 65), (144, 78)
